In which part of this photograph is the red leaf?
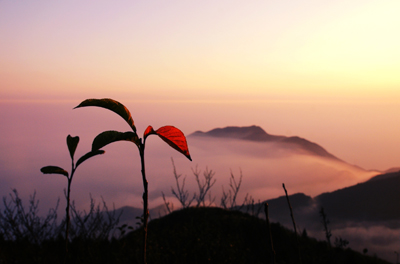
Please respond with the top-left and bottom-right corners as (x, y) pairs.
(155, 126), (192, 161)
(143, 126), (156, 140)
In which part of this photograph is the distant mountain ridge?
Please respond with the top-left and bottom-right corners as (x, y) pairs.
(263, 170), (400, 227)
(117, 170), (400, 228)
(314, 170), (400, 223)
(190, 125), (339, 160)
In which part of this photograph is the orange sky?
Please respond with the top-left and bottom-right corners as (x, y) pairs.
(1, 0), (399, 101)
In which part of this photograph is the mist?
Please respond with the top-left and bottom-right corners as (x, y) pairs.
(0, 100), (379, 213)
(304, 223), (400, 262)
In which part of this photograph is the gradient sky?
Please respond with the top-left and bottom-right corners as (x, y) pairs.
(1, 0), (399, 101)
(1, 1), (400, 201)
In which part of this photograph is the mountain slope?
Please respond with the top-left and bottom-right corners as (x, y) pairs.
(315, 170), (400, 223)
(122, 207), (389, 264)
(190, 125), (339, 160)
(113, 171), (400, 262)
(118, 171), (400, 227)
(114, 204), (169, 227)
(256, 170), (400, 227)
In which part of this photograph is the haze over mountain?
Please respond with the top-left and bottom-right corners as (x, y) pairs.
(0, 118), (382, 214)
(106, 126), (392, 226)
(184, 126), (379, 199)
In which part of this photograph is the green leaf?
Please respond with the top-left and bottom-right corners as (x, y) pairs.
(74, 98), (136, 132)
(40, 166), (69, 177)
(66, 135), (79, 159)
(149, 126), (192, 161)
(92, 130), (139, 151)
(76, 150), (105, 168)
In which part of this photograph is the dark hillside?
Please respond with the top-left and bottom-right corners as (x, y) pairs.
(0, 206), (391, 263)
(255, 171), (400, 227)
(316, 171), (400, 223)
(122, 207), (389, 264)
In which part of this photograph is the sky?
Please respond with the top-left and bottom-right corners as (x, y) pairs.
(1, 1), (400, 208)
(1, 0), (400, 101)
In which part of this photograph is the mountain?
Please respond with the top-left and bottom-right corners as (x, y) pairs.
(232, 171), (400, 262)
(122, 207), (389, 264)
(314, 170), (400, 224)
(115, 204), (170, 227)
(113, 170), (400, 262)
(190, 125), (339, 160)
(256, 170), (400, 227)
(118, 169), (400, 227)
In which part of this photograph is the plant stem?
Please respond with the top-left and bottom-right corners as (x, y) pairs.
(319, 207), (331, 247)
(65, 167), (75, 255)
(264, 202), (275, 264)
(139, 143), (149, 264)
(282, 183), (301, 264)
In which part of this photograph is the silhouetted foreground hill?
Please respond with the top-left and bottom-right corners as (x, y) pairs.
(113, 171), (400, 262)
(122, 207), (388, 264)
(0, 206), (391, 264)
(190, 125), (339, 159)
